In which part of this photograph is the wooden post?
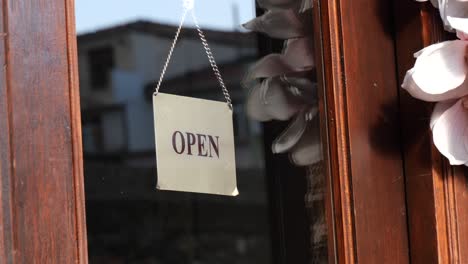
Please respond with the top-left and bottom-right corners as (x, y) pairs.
(0, 0), (87, 262)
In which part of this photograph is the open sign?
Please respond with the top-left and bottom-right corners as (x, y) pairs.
(172, 131), (220, 158)
(153, 93), (238, 196)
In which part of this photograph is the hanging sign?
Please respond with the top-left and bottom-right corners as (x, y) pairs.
(152, 1), (238, 196)
(153, 93), (238, 196)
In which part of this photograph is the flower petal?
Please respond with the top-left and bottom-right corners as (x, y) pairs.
(246, 82), (272, 121)
(280, 76), (318, 103)
(283, 37), (315, 71)
(430, 99), (457, 129)
(403, 68), (468, 101)
(244, 54), (292, 82)
(412, 40), (468, 94)
(413, 41), (448, 58)
(415, 0), (439, 8)
(262, 77), (303, 120)
(244, 38), (315, 82)
(432, 98), (468, 165)
(402, 40), (468, 101)
(242, 9), (308, 39)
(447, 16), (468, 39)
(300, 0), (313, 11)
(272, 108), (318, 153)
(246, 78), (304, 122)
(289, 115), (322, 166)
(439, 0), (468, 30)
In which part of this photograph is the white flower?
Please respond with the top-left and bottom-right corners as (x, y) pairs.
(243, 0), (319, 166)
(271, 108), (322, 166)
(246, 77), (303, 121)
(431, 98), (468, 165)
(288, 116), (322, 165)
(416, 0), (468, 31)
(439, 0), (468, 31)
(402, 40), (468, 102)
(408, 0), (468, 166)
(243, 37), (315, 82)
(416, 0), (439, 8)
(415, 1), (468, 45)
(447, 16), (468, 39)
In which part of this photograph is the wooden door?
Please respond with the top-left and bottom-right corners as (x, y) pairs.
(314, 0), (411, 263)
(393, 1), (468, 263)
(0, 0), (87, 263)
(4, 0), (467, 263)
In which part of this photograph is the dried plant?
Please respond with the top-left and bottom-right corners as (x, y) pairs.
(243, 0), (320, 166)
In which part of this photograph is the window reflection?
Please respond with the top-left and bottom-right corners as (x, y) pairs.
(77, 1), (329, 263)
(78, 3), (273, 263)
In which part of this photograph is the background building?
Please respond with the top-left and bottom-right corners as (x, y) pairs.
(78, 20), (263, 168)
(77, 20), (273, 263)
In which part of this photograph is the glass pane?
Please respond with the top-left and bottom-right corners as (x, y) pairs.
(76, 1), (329, 263)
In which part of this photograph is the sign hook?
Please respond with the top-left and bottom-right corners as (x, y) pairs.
(183, 0), (194, 10)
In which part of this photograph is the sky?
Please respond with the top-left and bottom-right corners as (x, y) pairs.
(75, 0), (256, 34)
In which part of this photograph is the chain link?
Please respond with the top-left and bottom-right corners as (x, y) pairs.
(154, 6), (233, 110)
(154, 9), (188, 96)
(190, 11), (233, 109)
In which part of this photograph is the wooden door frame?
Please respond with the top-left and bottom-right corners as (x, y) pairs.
(314, 0), (411, 263)
(315, 0), (468, 263)
(4, 0), (461, 263)
(393, 1), (468, 263)
(0, 0), (411, 263)
(0, 0), (87, 263)
(0, 0), (322, 263)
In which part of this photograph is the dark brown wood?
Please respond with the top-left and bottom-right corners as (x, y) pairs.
(395, 0), (468, 263)
(393, 1), (468, 263)
(393, 2), (442, 263)
(453, 167), (468, 262)
(315, 0), (411, 263)
(65, 0), (88, 262)
(312, 0), (343, 263)
(9, 0), (468, 263)
(0, 0), (87, 263)
(313, 0), (355, 262)
(0, 0), (14, 262)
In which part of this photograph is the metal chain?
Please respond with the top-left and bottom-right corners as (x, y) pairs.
(154, 9), (188, 96)
(190, 11), (233, 109)
(154, 5), (233, 110)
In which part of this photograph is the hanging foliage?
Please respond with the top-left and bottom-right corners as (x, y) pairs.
(243, 0), (319, 166)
